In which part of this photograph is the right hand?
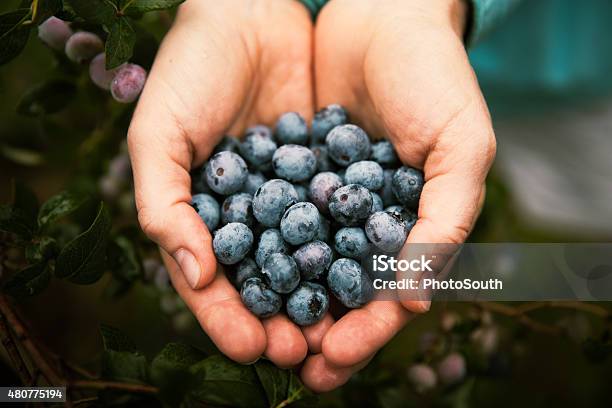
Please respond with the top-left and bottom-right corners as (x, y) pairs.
(127, 0), (322, 366)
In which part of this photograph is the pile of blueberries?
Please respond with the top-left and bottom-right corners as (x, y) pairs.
(190, 105), (423, 326)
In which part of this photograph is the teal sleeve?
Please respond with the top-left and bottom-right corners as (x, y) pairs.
(467, 0), (523, 45)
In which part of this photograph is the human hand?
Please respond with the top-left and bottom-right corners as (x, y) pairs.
(128, 0), (319, 366)
(301, 0), (496, 391)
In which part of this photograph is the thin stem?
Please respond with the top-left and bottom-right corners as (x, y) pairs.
(70, 380), (158, 394)
(0, 313), (31, 384)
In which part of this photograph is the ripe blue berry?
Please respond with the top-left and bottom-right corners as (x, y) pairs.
(213, 223), (253, 265)
(385, 205), (417, 231)
(334, 227), (370, 259)
(370, 192), (384, 213)
(221, 193), (254, 227)
(370, 140), (399, 168)
(316, 214), (330, 241)
(239, 131), (277, 170)
(328, 184), (373, 226)
(309, 172), (343, 213)
(286, 282), (330, 326)
(292, 240), (333, 280)
(205, 151), (248, 195)
(191, 165), (212, 194)
(245, 124), (273, 140)
(241, 277), (282, 318)
(294, 184), (309, 202)
(262, 253), (300, 294)
(111, 63), (147, 103)
(38, 17), (73, 51)
(326, 124), (371, 166)
(255, 228), (289, 267)
(65, 31), (103, 63)
(272, 145), (316, 182)
(89, 53), (119, 90)
(241, 172), (267, 195)
(392, 166), (424, 209)
(380, 169), (399, 207)
(310, 145), (337, 173)
(230, 257), (260, 288)
(327, 258), (373, 308)
(275, 112), (308, 145)
(280, 202), (320, 245)
(191, 193), (220, 231)
(252, 179), (299, 227)
(365, 211), (408, 253)
(213, 136), (240, 154)
(344, 160), (384, 191)
(312, 104), (347, 144)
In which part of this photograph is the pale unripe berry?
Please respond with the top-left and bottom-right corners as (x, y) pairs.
(440, 311), (460, 332)
(471, 326), (499, 356)
(437, 352), (466, 385)
(407, 364), (437, 393)
(38, 17), (73, 51)
(110, 64), (147, 103)
(89, 53), (121, 90)
(99, 175), (121, 199)
(108, 153), (132, 180)
(154, 265), (170, 289)
(143, 257), (160, 281)
(65, 31), (104, 63)
(172, 311), (193, 332)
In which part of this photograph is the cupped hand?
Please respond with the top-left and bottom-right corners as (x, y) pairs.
(127, 0), (317, 366)
(301, 0), (496, 392)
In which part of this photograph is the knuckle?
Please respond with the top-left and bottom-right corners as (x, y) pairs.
(137, 206), (163, 240)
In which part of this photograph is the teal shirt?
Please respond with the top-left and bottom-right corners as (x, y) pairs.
(299, 0), (612, 118)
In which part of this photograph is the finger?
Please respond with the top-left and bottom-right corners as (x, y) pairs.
(301, 313), (335, 354)
(300, 354), (373, 393)
(322, 301), (412, 367)
(261, 315), (308, 368)
(162, 251), (267, 363)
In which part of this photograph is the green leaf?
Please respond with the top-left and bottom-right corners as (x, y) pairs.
(126, 0), (185, 13)
(55, 203), (111, 284)
(283, 371), (316, 407)
(150, 343), (205, 406)
(65, 0), (116, 24)
(25, 236), (58, 263)
(37, 190), (86, 229)
(107, 236), (142, 282)
(100, 324), (137, 352)
(0, 9), (31, 66)
(3, 262), (51, 298)
(254, 360), (289, 408)
(190, 355), (268, 408)
(102, 350), (147, 383)
(0, 205), (36, 240)
(105, 16), (134, 69)
(16, 79), (77, 116)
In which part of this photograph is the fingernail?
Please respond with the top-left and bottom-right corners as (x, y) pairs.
(173, 248), (201, 289)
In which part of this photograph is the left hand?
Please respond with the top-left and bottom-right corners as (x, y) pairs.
(301, 0), (497, 391)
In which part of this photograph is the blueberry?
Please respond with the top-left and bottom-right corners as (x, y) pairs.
(334, 228), (370, 259)
(380, 169), (399, 207)
(309, 172), (343, 214)
(344, 160), (384, 191)
(191, 165), (212, 194)
(292, 240), (333, 280)
(241, 277), (282, 318)
(326, 124), (371, 166)
(370, 140), (399, 168)
(213, 136), (240, 154)
(316, 214), (331, 242)
(229, 258), (260, 288)
(262, 253), (300, 294)
(312, 104), (348, 144)
(239, 131), (277, 170)
(245, 124), (273, 140)
(385, 205), (417, 231)
(38, 17), (73, 51)
(89, 53), (120, 90)
(65, 31), (103, 63)
(365, 211), (408, 253)
(392, 166), (424, 209)
(370, 192), (384, 213)
(252, 179), (299, 227)
(327, 258), (373, 308)
(275, 112), (309, 145)
(241, 172), (267, 195)
(272, 145), (316, 182)
(286, 282), (330, 326)
(221, 193), (254, 227)
(255, 228), (289, 267)
(110, 64), (147, 104)
(280, 202), (320, 245)
(310, 145), (337, 173)
(294, 184), (309, 202)
(328, 184), (373, 226)
(205, 151), (248, 195)
(191, 193), (220, 231)
(213, 223), (253, 265)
